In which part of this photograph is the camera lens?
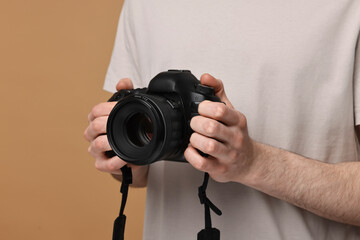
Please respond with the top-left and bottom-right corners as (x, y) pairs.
(107, 94), (184, 165)
(126, 113), (153, 147)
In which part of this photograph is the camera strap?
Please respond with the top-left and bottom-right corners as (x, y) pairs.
(112, 165), (132, 240)
(112, 168), (221, 240)
(197, 172), (222, 240)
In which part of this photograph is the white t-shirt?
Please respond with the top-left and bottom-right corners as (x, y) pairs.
(104, 0), (360, 239)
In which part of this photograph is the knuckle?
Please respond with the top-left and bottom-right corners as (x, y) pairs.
(218, 79), (224, 87)
(107, 161), (118, 171)
(91, 104), (101, 118)
(214, 104), (226, 119)
(93, 137), (105, 150)
(204, 121), (218, 135)
(205, 140), (217, 154)
(91, 119), (103, 133)
(195, 158), (207, 171)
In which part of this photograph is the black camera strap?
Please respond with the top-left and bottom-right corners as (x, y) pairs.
(112, 168), (221, 240)
(112, 165), (132, 240)
(197, 172), (222, 240)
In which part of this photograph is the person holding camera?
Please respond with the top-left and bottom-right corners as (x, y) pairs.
(84, 0), (360, 239)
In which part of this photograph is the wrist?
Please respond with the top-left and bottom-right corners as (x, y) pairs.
(237, 141), (274, 188)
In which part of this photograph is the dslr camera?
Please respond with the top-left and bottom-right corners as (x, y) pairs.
(107, 70), (220, 165)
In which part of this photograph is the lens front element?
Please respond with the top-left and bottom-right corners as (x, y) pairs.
(126, 113), (153, 147)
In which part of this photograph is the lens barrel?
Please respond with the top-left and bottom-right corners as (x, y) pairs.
(107, 94), (184, 165)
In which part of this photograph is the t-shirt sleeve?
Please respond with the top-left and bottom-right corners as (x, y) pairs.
(103, 0), (142, 93)
(354, 32), (360, 125)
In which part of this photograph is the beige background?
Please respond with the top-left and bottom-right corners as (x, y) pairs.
(0, 0), (146, 239)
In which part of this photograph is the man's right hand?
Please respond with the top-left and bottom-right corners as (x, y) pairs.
(84, 78), (148, 187)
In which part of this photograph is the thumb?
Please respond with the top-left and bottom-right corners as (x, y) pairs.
(200, 73), (233, 108)
(116, 78), (134, 91)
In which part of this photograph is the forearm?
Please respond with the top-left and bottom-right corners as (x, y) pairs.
(242, 142), (360, 226)
(111, 165), (149, 188)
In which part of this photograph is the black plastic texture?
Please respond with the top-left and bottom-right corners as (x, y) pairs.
(106, 70), (220, 165)
(197, 228), (220, 240)
(113, 215), (126, 240)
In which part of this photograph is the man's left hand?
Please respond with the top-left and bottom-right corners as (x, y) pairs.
(184, 73), (259, 183)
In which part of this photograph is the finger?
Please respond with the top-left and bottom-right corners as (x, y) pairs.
(200, 73), (233, 108)
(184, 145), (220, 173)
(88, 135), (112, 156)
(198, 101), (240, 126)
(94, 155), (126, 174)
(200, 73), (224, 94)
(88, 102), (117, 122)
(190, 116), (234, 143)
(84, 116), (108, 141)
(116, 78), (134, 91)
(189, 133), (229, 159)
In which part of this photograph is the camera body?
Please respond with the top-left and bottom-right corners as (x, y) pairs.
(107, 70), (220, 165)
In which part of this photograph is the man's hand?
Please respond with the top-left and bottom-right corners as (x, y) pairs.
(185, 73), (360, 226)
(184, 73), (257, 183)
(84, 79), (148, 187)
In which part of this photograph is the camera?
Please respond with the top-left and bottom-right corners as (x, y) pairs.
(106, 70), (220, 165)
